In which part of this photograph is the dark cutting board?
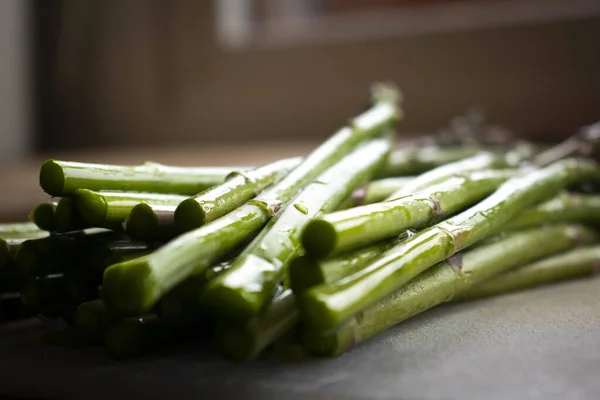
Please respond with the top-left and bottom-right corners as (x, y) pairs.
(1, 277), (599, 400)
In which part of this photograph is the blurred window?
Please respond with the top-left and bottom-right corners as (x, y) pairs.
(216, 0), (600, 49)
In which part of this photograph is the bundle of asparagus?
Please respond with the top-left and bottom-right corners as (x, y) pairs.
(2, 84), (600, 364)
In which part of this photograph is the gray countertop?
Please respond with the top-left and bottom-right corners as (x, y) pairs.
(1, 277), (599, 400)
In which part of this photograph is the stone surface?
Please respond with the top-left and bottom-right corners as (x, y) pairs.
(1, 277), (599, 400)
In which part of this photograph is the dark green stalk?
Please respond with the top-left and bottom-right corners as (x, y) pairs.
(101, 85), (401, 316)
(301, 224), (598, 356)
(74, 190), (187, 229)
(29, 201), (58, 231)
(454, 245), (600, 301)
(125, 203), (178, 241)
(298, 158), (600, 330)
(175, 157), (302, 232)
(74, 299), (118, 335)
(303, 169), (516, 258)
(216, 289), (298, 362)
(55, 197), (88, 232)
(505, 193), (600, 231)
(385, 152), (508, 199)
(200, 138), (391, 318)
(377, 145), (481, 177)
(39, 160), (240, 197)
(289, 239), (397, 293)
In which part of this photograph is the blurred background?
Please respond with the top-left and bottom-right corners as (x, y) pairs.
(1, 0), (600, 218)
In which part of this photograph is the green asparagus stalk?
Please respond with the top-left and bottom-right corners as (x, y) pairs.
(55, 197), (88, 232)
(377, 145), (481, 177)
(504, 193), (600, 231)
(385, 152), (508, 199)
(39, 160), (241, 197)
(74, 190), (187, 229)
(289, 239), (397, 293)
(298, 158), (600, 330)
(0, 222), (44, 237)
(124, 203), (178, 241)
(301, 224), (598, 356)
(175, 157), (303, 232)
(29, 201), (58, 231)
(345, 177), (414, 208)
(101, 85), (401, 316)
(216, 289), (298, 362)
(200, 138), (391, 318)
(454, 245), (600, 301)
(303, 169), (516, 258)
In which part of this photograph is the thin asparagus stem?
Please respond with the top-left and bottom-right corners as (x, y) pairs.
(74, 190), (187, 229)
(298, 158), (600, 330)
(124, 203), (178, 241)
(29, 201), (58, 231)
(216, 289), (298, 362)
(174, 157), (302, 232)
(454, 245), (600, 301)
(200, 138), (391, 318)
(377, 145), (482, 177)
(39, 160), (241, 197)
(505, 193), (600, 231)
(301, 224), (598, 356)
(533, 121), (600, 167)
(101, 85), (401, 316)
(0, 222), (44, 237)
(385, 152), (508, 199)
(303, 169), (516, 258)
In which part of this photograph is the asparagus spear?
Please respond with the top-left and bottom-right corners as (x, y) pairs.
(29, 201), (58, 231)
(124, 203), (178, 241)
(298, 158), (600, 330)
(74, 190), (188, 229)
(0, 222), (43, 237)
(377, 145), (482, 177)
(504, 193), (600, 231)
(303, 169), (516, 258)
(55, 197), (88, 232)
(175, 157), (303, 232)
(533, 121), (600, 167)
(301, 224), (598, 356)
(339, 177), (414, 209)
(74, 299), (118, 335)
(216, 289), (298, 362)
(454, 245), (600, 301)
(101, 85), (401, 316)
(200, 137), (391, 318)
(39, 160), (241, 197)
(289, 239), (397, 293)
(385, 152), (508, 200)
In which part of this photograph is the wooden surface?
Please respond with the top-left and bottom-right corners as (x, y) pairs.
(0, 142), (317, 222)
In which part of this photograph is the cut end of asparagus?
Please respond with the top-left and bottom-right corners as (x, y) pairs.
(174, 198), (208, 233)
(39, 160), (66, 196)
(125, 203), (158, 240)
(300, 323), (355, 358)
(101, 257), (156, 316)
(30, 202), (57, 231)
(75, 189), (108, 226)
(216, 323), (258, 363)
(301, 219), (338, 258)
(288, 256), (327, 293)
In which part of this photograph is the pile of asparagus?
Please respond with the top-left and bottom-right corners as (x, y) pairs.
(2, 83), (600, 362)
